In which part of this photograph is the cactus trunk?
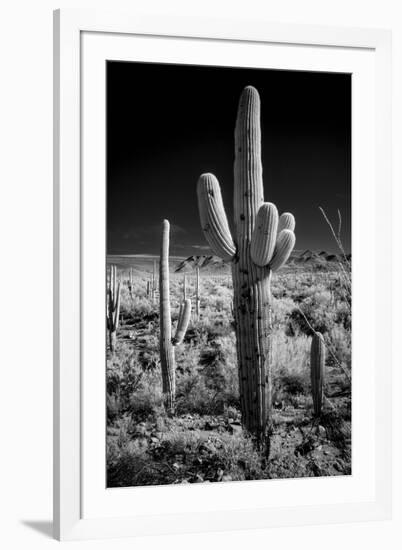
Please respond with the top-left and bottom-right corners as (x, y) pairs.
(232, 264), (273, 445)
(159, 220), (191, 413)
(107, 265), (121, 354)
(232, 88), (272, 446)
(109, 330), (117, 353)
(159, 221), (175, 412)
(195, 266), (200, 319)
(197, 86), (296, 452)
(310, 332), (325, 418)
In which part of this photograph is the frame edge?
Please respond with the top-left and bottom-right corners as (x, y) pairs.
(53, 7), (393, 539)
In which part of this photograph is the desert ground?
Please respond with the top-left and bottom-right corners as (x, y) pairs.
(106, 251), (351, 487)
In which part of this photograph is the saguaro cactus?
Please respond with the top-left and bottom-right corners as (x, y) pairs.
(159, 220), (192, 413)
(197, 86), (296, 449)
(195, 266), (200, 319)
(183, 274), (187, 300)
(152, 260), (157, 302)
(310, 332), (325, 418)
(128, 267), (133, 297)
(107, 265), (121, 353)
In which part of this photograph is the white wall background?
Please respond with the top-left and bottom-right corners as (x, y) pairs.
(0, 1), (400, 548)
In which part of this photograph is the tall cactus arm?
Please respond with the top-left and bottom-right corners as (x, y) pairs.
(172, 298), (192, 345)
(278, 212), (296, 233)
(197, 173), (236, 261)
(234, 86), (264, 241)
(106, 290), (110, 329)
(311, 332), (325, 417)
(269, 229), (296, 272)
(107, 265), (121, 328)
(107, 264), (120, 352)
(177, 301), (183, 325)
(250, 202), (278, 266)
(160, 220), (172, 343)
(113, 281), (121, 328)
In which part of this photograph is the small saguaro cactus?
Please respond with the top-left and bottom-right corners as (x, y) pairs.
(183, 274), (187, 300)
(159, 220), (192, 413)
(152, 260), (157, 302)
(195, 266), (200, 319)
(310, 331), (325, 418)
(128, 267), (134, 297)
(197, 86), (296, 450)
(107, 265), (121, 353)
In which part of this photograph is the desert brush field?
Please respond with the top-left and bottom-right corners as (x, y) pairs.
(106, 252), (351, 487)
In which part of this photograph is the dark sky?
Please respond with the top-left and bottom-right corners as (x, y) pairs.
(107, 61), (351, 256)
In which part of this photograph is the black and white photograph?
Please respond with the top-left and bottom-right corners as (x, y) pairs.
(106, 61), (351, 488)
(1, 0), (398, 545)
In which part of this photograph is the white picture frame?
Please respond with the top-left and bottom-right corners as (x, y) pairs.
(53, 8), (392, 541)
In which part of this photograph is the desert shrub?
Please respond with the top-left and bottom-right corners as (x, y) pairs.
(320, 410), (351, 451)
(288, 294), (334, 335)
(205, 284), (233, 311)
(279, 374), (306, 395)
(129, 302), (158, 325)
(107, 350), (144, 398)
(107, 420), (268, 487)
(272, 296), (298, 329)
(118, 279), (158, 322)
(223, 405), (240, 421)
(174, 343), (219, 415)
(175, 372), (224, 415)
(334, 301), (351, 330)
(272, 332), (310, 405)
(200, 345), (228, 393)
(200, 335), (238, 409)
(291, 286), (316, 304)
(326, 325), (351, 370)
(107, 348), (162, 421)
(129, 384), (163, 420)
(272, 332), (310, 372)
(137, 348), (159, 370)
(137, 332), (160, 370)
(175, 341), (202, 374)
(175, 335), (238, 414)
(196, 309), (234, 340)
(107, 423), (151, 487)
(106, 393), (121, 423)
(212, 433), (267, 480)
(155, 426), (266, 481)
(271, 272), (293, 298)
(120, 285), (153, 315)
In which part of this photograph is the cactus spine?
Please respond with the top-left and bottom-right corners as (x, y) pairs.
(310, 332), (325, 418)
(107, 265), (121, 353)
(197, 86), (296, 449)
(159, 220), (191, 413)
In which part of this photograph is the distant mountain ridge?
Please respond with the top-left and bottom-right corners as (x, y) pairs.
(293, 249), (351, 265)
(175, 250), (351, 272)
(175, 255), (227, 273)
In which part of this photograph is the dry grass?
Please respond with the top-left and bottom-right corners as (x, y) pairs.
(106, 264), (351, 486)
